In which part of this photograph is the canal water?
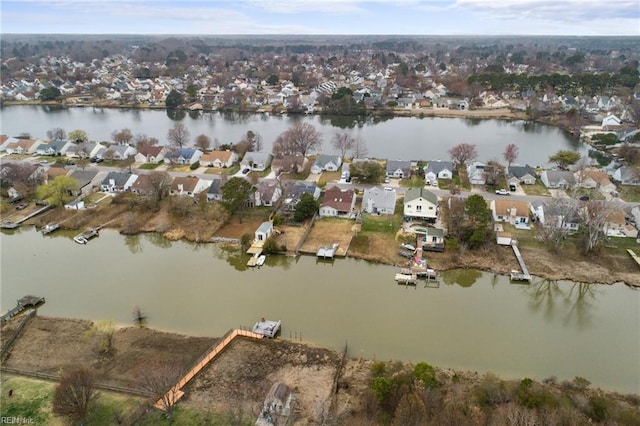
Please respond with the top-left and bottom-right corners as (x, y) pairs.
(1, 228), (638, 394)
(0, 105), (586, 167)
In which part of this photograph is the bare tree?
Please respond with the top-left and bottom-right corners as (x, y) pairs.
(47, 127), (67, 141)
(351, 136), (368, 159)
(579, 200), (615, 254)
(272, 122), (322, 157)
(52, 366), (98, 424)
(195, 134), (211, 152)
(148, 171), (172, 202)
(134, 133), (159, 150)
(332, 132), (355, 159)
(503, 143), (519, 167)
(111, 128), (133, 145)
(448, 143), (478, 168)
(138, 361), (184, 417)
(537, 199), (577, 251)
(246, 130), (263, 152)
(167, 123), (191, 148)
(88, 320), (116, 356)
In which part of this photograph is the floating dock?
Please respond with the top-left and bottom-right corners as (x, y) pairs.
(73, 228), (99, 244)
(252, 318), (281, 338)
(1, 295), (45, 323)
(400, 267), (438, 280)
(510, 242), (531, 282)
(395, 273), (417, 285)
(317, 243), (339, 259)
(41, 223), (59, 235)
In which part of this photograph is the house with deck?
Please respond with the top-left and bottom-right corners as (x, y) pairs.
(241, 152), (273, 172)
(319, 186), (356, 218)
(200, 150), (238, 168)
(386, 159), (411, 179)
(418, 227), (445, 252)
(532, 201), (580, 233)
(310, 154), (342, 174)
(403, 188), (438, 221)
(100, 172), (138, 193)
(423, 160), (453, 184)
(540, 170), (576, 189)
(490, 199), (531, 226)
(575, 168), (616, 192)
(362, 186), (396, 215)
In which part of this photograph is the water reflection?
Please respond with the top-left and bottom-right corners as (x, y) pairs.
(526, 279), (598, 329)
(145, 232), (173, 249)
(188, 110), (201, 120)
(166, 109), (186, 121)
(441, 268), (482, 287)
(320, 115), (365, 129)
(124, 234), (143, 254)
(463, 118), (483, 127)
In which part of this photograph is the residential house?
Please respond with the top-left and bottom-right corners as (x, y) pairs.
(531, 201), (580, 232)
(310, 154), (342, 174)
(612, 166), (640, 186)
(4, 138), (44, 155)
(507, 165), (537, 188)
(241, 152), (273, 172)
(361, 187), (397, 215)
(466, 161), (486, 185)
(253, 179), (282, 207)
(490, 199), (531, 226)
(418, 227), (445, 252)
(282, 181), (321, 210)
(100, 172), (138, 193)
(319, 186), (356, 218)
(169, 176), (210, 198)
(134, 145), (167, 164)
(200, 150), (238, 168)
(68, 170), (98, 196)
(601, 113), (621, 129)
(64, 199), (85, 210)
(104, 144), (137, 160)
(206, 179), (223, 201)
(605, 207), (627, 236)
(575, 168), (616, 192)
(386, 159), (411, 179)
(271, 155), (308, 175)
(255, 221), (273, 242)
(540, 170), (576, 189)
(131, 174), (156, 197)
(423, 160), (453, 184)
(36, 139), (72, 156)
(403, 187), (438, 221)
(65, 142), (104, 159)
(165, 148), (203, 166)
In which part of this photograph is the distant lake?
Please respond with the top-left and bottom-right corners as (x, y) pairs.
(0, 105), (586, 167)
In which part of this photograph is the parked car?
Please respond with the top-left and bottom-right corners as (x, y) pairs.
(495, 189), (510, 195)
(241, 168), (250, 175)
(15, 203), (28, 210)
(384, 177), (390, 184)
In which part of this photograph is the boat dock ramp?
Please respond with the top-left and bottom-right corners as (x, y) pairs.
(73, 228), (99, 244)
(317, 243), (339, 259)
(1, 295), (45, 323)
(510, 241), (531, 282)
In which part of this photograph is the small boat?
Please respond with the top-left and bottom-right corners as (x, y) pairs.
(41, 223), (59, 235)
(73, 235), (88, 245)
(256, 255), (266, 267)
(398, 250), (413, 259)
(73, 228), (99, 245)
(400, 243), (416, 251)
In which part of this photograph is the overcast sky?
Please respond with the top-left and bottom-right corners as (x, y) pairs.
(2, 0), (639, 36)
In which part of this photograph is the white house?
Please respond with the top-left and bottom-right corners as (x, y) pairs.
(507, 165), (537, 187)
(100, 172), (138, 193)
(613, 166), (640, 186)
(490, 199), (530, 226)
(134, 145), (167, 164)
(255, 221), (273, 242)
(601, 113), (621, 128)
(310, 154), (342, 174)
(423, 160), (453, 184)
(466, 161), (486, 185)
(64, 199), (85, 210)
(200, 150), (238, 168)
(403, 187), (438, 221)
(104, 144), (137, 160)
(241, 152), (273, 172)
(386, 159), (411, 179)
(253, 179), (282, 207)
(165, 148), (203, 166)
(361, 187), (396, 215)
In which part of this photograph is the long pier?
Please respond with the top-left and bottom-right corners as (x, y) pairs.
(0, 296), (45, 323)
(627, 249), (640, 268)
(510, 242), (531, 282)
(155, 328), (264, 410)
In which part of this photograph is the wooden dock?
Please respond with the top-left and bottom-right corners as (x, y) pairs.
(317, 243), (339, 259)
(510, 242), (531, 282)
(155, 328), (264, 410)
(73, 228), (99, 244)
(627, 249), (640, 268)
(1, 295), (45, 323)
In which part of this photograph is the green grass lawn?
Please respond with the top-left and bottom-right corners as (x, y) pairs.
(139, 162), (162, 170)
(399, 176), (425, 188)
(360, 212), (403, 234)
(522, 182), (551, 196)
(206, 164), (240, 175)
(619, 185), (640, 202)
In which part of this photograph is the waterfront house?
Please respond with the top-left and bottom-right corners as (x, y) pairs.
(575, 168), (616, 192)
(423, 160), (453, 184)
(255, 221), (273, 242)
(310, 154), (342, 174)
(271, 155), (308, 175)
(134, 145), (167, 164)
(200, 150), (238, 168)
(466, 162), (486, 185)
(170, 176), (210, 198)
(4, 138), (44, 155)
(418, 227), (445, 252)
(282, 181), (321, 211)
(36, 139), (72, 156)
(540, 170), (576, 189)
(490, 199), (531, 226)
(612, 166), (640, 186)
(507, 165), (537, 187)
(104, 144), (137, 160)
(403, 187), (438, 221)
(386, 159), (411, 179)
(206, 179), (224, 201)
(531, 201), (580, 232)
(131, 174), (156, 197)
(241, 152), (272, 172)
(165, 148), (203, 166)
(361, 186), (396, 215)
(68, 169), (98, 196)
(100, 172), (138, 193)
(319, 186), (356, 218)
(605, 207), (627, 236)
(253, 179), (282, 207)
(65, 142), (104, 159)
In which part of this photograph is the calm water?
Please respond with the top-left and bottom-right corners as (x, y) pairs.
(0, 105), (585, 167)
(1, 228), (638, 394)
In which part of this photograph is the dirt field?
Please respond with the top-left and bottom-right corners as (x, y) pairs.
(273, 222), (308, 252)
(298, 218), (356, 256)
(214, 212), (271, 239)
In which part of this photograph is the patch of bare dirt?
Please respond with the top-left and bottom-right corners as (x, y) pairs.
(298, 218), (355, 256)
(273, 223), (308, 253)
(214, 213), (270, 239)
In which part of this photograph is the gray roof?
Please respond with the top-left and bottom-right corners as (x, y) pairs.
(544, 170), (575, 184)
(362, 187), (396, 211)
(313, 154), (341, 168)
(508, 165), (536, 179)
(404, 187), (438, 204)
(68, 169), (98, 188)
(386, 159), (411, 174)
(242, 151), (272, 164)
(101, 171), (133, 187)
(285, 181), (318, 199)
(424, 160), (453, 175)
(256, 221), (273, 234)
(207, 179), (222, 195)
